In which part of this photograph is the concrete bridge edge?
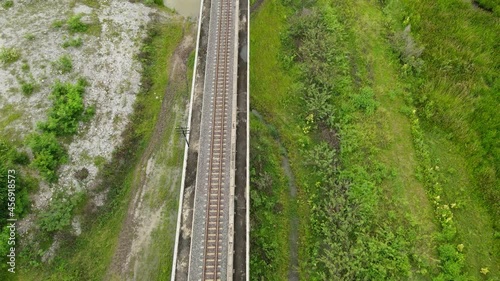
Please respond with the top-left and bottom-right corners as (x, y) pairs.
(170, 0), (206, 279)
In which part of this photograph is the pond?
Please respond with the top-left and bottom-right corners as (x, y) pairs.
(164, 0), (201, 18)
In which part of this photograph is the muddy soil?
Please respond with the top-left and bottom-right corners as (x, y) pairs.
(164, 0), (201, 18)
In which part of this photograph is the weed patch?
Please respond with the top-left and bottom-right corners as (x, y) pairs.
(53, 55), (73, 74)
(38, 79), (86, 135)
(20, 81), (37, 96)
(0, 47), (20, 65)
(67, 14), (88, 33)
(62, 37), (83, 48)
(1, 0), (13, 9)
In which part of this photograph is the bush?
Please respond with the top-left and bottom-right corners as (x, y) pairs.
(67, 14), (88, 33)
(1, 0), (13, 9)
(351, 87), (379, 115)
(0, 140), (31, 228)
(39, 192), (83, 232)
(54, 55), (73, 74)
(0, 47), (20, 64)
(28, 133), (67, 182)
(39, 79), (86, 135)
(30, 79), (91, 182)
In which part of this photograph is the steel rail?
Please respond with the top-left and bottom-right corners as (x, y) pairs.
(201, 0), (233, 279)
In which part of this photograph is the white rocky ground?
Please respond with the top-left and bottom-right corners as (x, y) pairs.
(0, 0), (160, 234)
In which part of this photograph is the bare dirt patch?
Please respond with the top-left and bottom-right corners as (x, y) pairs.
(0, 0), (158, 233)
(0, 2), (199, 273)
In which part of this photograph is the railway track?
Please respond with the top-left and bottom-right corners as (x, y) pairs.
(201, 0), (233, 280)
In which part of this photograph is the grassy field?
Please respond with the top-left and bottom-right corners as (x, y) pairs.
(12, 17), (187, 281)
(250, 1), (298, 278)
(251, 0), (498, 280)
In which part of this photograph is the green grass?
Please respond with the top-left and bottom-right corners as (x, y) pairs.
(53, 55), (72, 74)
(250, 115), (291, 280)
(20, 81), (37, 96)
(382, 0), (500, 278)
(67, 14), (88, 33)
(424, 126), (499, 279)
(52, 19), (64, 29)
(0, 105), (21, 133)
(130, 29), (193, 279)
(16, 18), (186, 281)
(250, 1), (301, 279)
(1, 0), (13, 9)
(143, 0), (164, 5)
(0, 105), (23, 145)
(348, 0), (439, 275)
(24, 33), (36, 41)
(250, 0), (298, 127)
(251, 0), (498, 279)
(62, 37), (83, 48)
(0, 47), (20, 65)
(134, 22), (184, 141)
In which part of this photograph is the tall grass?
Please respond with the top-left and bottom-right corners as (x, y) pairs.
(251, 0), (498, 279)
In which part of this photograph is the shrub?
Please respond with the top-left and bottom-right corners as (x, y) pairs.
(0, 140), (31, 230)
(54, 55), (73, 74)
(0, 47), (20, 64)
(352, 87), (379, 115)
(67, 14), (88, 33)
(39, 192), (83, 232)
(1, 0), (13, 9)
(28, 133), (67, 182)
(30, 79), (91, 182)
(38, 80), (86, 135)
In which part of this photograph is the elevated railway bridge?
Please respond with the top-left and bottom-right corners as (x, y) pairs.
(171, 0), (249, 280)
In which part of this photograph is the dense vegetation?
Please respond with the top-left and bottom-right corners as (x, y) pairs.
(28, 79), (92, 182)
(250, 116), (290, 278)
(0, 140), (34, 274)
(251, 0), (498, 280)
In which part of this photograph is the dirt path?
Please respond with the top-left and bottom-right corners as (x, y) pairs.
(282, 156), (299, 281)
(105, 24), (195, 280)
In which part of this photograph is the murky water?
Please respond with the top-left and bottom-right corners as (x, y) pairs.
(164, 0), (201, 18)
